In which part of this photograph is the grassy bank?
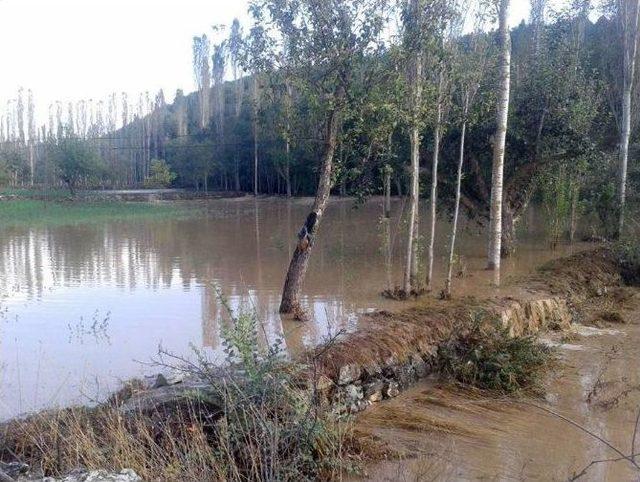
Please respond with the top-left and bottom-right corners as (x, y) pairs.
(0, 200), (196, 227)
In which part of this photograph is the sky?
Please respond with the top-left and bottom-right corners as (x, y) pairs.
(0, 0), (532, 125)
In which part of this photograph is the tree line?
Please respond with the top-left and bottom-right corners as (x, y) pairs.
(0, 0), (639, 312)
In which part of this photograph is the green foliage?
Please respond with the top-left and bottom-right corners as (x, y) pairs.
(539, 165), (572, 247)
(48, 137), (106, 194)
(613, 239), (640, 285)
(438, 313), (553, 393)
(143, 159), (177, 189)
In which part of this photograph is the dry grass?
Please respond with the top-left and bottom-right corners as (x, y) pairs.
(1, 401), (224, 481)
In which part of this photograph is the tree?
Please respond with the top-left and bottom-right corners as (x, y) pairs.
(144, 159), (177, 188)
(49, 136), (105, 195)
(616, 0), (640, 236)
(443, 20), (491, 299)
(193, 34), (211, 130)
(249, 0), (387, 316)
(229, 18), (245, 192)
(487, 0), (511, 284)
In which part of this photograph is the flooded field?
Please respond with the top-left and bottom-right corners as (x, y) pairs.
(356, 295), (640, 481)
(0, 197), (590, 420)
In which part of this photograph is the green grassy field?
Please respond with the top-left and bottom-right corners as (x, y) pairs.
(0, 199), (197, 227)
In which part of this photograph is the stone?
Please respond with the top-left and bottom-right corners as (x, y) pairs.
(22, 469), (142, 482)
(151, 370), (186, 389)
(338, 363), (361, 385)
(344, 384), (364, 401)
(385, 381), (400, 398)
(363, 380), (384, 402)
(410, 353), (428, 378)
(362, 361), (382, 378)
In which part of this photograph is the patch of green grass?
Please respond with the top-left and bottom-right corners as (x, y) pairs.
(0, 200), (197, 227)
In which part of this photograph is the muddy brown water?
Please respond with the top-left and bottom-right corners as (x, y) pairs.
(356, 297), (640, 482)
(0, 197), (591, 420)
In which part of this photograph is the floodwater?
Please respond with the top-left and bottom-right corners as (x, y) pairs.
(0, 197), (589, 420)
(357, 293), (640, 481)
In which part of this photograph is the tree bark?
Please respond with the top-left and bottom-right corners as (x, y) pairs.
(426, 79), (443, 291)
(383, 167), (391, 218)
(444, 101), (468, 299)
(488, 0), (511, 284)
(570, 182), (578, 243)
(253, 76), (260, 196)
(279, 105), (341, 314)
(404, 36), (423, 295)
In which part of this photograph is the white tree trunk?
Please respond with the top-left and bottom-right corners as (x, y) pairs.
(619, 0), (640, 236)
(404, 50), (423, 295)
(444, 98), (468, 298)
(253, 76), (260, 196)
(488, 0), (511, 286)
(426, 93), (443, 291)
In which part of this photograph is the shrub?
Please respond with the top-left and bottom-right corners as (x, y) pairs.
(437, 313), (553, 394)
(144, 160), (177, 189)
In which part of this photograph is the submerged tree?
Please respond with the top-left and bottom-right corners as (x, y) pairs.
(487, 0), (512, 284)
(616, 0), (640, 236)
(248, 0), (387, 316)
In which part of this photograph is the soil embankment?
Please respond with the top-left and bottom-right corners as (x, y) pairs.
(303, 248), (626, 415)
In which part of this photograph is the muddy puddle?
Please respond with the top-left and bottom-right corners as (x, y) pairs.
(356, 290), (640, 481)
(0, 197), (595, 419)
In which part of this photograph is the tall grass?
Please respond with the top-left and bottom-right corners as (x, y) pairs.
(0, 200), (195, 227)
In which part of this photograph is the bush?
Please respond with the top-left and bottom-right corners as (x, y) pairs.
(613, 240), (640, 285)
(437, 313), (553, 394)
(144, 160), (177, 189)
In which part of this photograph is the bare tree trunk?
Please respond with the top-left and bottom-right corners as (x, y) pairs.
(426, 92), (443, 291)
(488, 0), (511, 287)
(280, 105), (341, 315)
(444, 101), (468, 299)
(285, 81), (293, 198)
(253, 76), (260, 196)
(405, 124), (421, 295)
(404, 48), (423, 295)
(619, 0), (640, 236)
(384, 167), (391, 218)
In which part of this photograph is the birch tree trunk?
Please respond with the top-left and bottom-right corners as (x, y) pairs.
(253, 76), (260, 196)
(404, 68), (423, 295)
(444, 96), (469, 299)
(619, 0), (640, 236)
(426, 77), (443, 291)
(384, 167), (391, 218)
(280, 103), (341, 314)
(285, 81), (293, 198)
(487, 0), (511, 285)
